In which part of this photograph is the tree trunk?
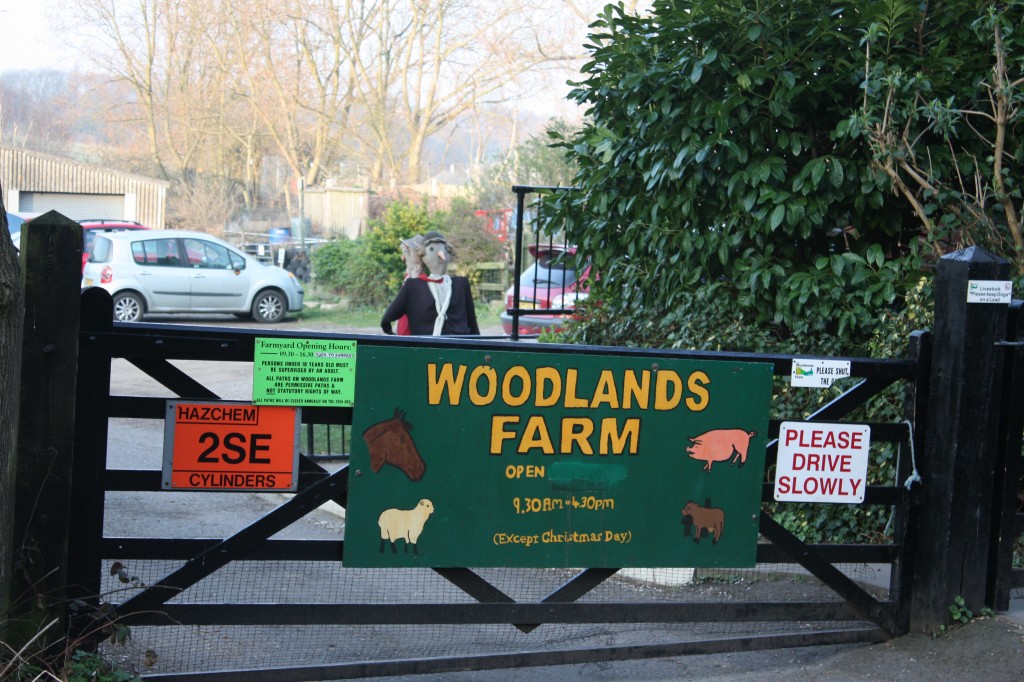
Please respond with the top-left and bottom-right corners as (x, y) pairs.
(0, 185), (25, 642)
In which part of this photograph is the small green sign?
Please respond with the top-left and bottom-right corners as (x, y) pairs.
(345, 347), (772, 568)
(252, 338), (357, 406)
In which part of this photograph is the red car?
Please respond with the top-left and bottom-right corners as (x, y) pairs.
(500, 243), (591, 336)
(81, 219), (150, 272)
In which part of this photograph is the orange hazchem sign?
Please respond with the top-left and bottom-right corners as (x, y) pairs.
(162, 401), (300, 491)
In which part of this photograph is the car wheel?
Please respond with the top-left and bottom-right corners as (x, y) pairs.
(112, 292), (145, 322)
(252, 289), (286, 323)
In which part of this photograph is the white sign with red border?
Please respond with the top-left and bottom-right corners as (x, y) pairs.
(774, 422), (870, 504)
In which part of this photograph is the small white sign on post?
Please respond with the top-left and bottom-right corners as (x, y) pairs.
(790, 359), (851, 387)
(967, 280), (1012, 304)
(774, 422), (870, 504)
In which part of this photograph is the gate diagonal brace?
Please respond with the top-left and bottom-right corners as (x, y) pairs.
(115, 466), (349, 623)
(763, 377), (896, 468)
(128, 357), (220, 399)
(759, 511), (898, 635)
(806, 377), (895, 423)
(434, 568), (620, 634)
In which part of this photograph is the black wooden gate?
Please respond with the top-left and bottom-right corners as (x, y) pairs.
(8, 211), (1022, 680)
(65, 290), (924, 680)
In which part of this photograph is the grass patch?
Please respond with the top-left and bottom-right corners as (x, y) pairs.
(294, 304), (382, 328)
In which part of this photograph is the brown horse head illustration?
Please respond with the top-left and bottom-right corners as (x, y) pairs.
(362, 409), (426, 482)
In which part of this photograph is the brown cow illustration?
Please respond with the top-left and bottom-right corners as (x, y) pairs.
(362, 409), (426, 481)
(681, 501), (724, 544)
(685, 429), (757, 471)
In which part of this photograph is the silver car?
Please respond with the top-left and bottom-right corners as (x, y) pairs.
(82, 229), (304, 323)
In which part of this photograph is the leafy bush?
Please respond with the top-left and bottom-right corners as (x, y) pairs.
(535, 0), (1022, 544)
(444, 198), (507, 290)
(444, 198), (506, 265)
(311, 199), (504, 308)
(310, 238), (362, 294)
(546, 0), (1024, 346)
(310, 201), (439, 306)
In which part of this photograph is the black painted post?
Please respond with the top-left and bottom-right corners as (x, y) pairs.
(8, 211), (83, 652)
(909, 246), (1010, 632)
(987, 301), (1024, 610)
(66, 287), (113, 637)
(891, 329), (931, 633)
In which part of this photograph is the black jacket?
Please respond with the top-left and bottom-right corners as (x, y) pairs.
(381, 276), (480, 335)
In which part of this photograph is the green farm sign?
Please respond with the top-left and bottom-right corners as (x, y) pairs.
(345, 347), (772, 568)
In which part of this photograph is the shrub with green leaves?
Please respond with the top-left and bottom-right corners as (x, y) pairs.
(311, 199), (503, 308)
(547, 0), (1023, 350)
(310, 201), (442, 306)
(539, 0), (1021, 543)
(310, 237), (362, 295)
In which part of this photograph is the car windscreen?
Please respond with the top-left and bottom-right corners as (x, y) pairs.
(518, 251), (577, 288)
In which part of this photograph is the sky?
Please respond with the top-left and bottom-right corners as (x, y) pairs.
(0, 1), (75, 73)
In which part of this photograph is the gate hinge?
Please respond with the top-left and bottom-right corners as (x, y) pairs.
(994, 340), (1024, 347)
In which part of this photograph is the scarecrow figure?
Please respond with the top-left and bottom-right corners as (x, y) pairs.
(381, 230), (480, 336)
(400, 234), (424, 279)
(395, 234), (423, 336)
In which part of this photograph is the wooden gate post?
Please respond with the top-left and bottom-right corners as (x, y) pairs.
(987, 301), (1024, 609)
(909, 246), (1010, 632)
(7, 212), (83, 653)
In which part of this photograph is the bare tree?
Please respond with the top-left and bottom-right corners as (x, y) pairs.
(207, 0), (360, 192)
(57, 0), (623, 202)
(167, 174), (241, 233)
(0, 70), (86, 155)
(67, 0), (171, 179)
(360, 0), (575, 183)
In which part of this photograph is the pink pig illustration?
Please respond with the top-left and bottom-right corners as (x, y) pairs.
(686, 429), (757, 471)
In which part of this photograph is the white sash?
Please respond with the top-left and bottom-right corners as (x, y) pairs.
(427, 275), (452, 335)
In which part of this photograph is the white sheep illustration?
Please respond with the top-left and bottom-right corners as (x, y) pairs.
(378, 499), (435, 556)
